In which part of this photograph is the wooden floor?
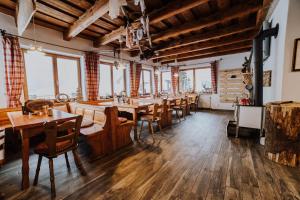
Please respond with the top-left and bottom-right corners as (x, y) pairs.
(1, 111), (300, 200)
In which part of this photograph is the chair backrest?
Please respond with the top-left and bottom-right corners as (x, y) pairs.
(25, 99), (54, 112)
(152, 104), (162, 118)
(43, 115), (82, 157)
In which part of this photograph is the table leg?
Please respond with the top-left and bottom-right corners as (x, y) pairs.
(132, 111), (138, 141)
(21, 131), (30, 190)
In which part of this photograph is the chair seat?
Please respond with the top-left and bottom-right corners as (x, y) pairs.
(118, 117), (128, 123)
(141, 114), (160, 121)
(34, 140), (73, 155)
(173, 106), (184, 110)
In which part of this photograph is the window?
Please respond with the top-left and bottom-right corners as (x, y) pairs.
(179, 70), (194, 92)
(99, 64), (112, 97)
(24, 52), (55, 99)
(23, 51), (81, 100)
(177, 67), (212, 93)
(195, 68), (212, 92)
(113, 67), (125, 95)
(161, 71), (171, 93)
(57, 58), (80, 98)
(139, 69), (152, 95)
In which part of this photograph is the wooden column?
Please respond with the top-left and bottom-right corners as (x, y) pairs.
(265, 102), (300, 167)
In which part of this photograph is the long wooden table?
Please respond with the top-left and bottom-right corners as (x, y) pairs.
(7, 110), (78, 190)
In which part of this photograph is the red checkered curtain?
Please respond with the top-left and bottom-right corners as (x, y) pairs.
(171, 66), (179, 94)
(129, 62), (142, 97)
(3, 35), (25, 108)
(211, 61), (218, 94)
(84, 52), (100, 101)
(154, 73), (158, 96)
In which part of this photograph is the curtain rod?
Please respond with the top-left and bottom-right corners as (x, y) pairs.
(0, 29), (155, 67)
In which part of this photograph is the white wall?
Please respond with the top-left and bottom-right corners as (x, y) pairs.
(179, 52), (250, 110)
(281, 0), (300, 101)
(263, 0), (300, 103)
(263, 0), (289, 103)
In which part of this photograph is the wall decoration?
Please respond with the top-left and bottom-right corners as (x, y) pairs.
(219, 68), (244, 103)
(292, 38), (300, 71)
(263, 70), (272, 87)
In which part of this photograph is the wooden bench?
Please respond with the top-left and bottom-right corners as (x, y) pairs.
(0, 107), (21, 165)
(64, 103), (134, 160)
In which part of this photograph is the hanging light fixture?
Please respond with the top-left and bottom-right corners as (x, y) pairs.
(117, 36), (126, 70)
(28, 14), (45, 56)
(173, 58), (179, 77)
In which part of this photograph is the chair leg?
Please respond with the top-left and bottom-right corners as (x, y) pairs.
(158, 121), (162, 134)
(49, 158), (56, 198)
(33, 155), (43, 186)
(176, 110), (180, 122)
(148, 120), (155, 143)
(65, 153), (70, 169)
(72, 149), (87, 176)
(139, 120), (144, 140)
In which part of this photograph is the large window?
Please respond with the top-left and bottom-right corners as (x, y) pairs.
(99, 62), (126, 98)
(161, 71), (171, 93)
(23, 51), (81, 100)
(177, 67), (212, 93)
(179, 70), (194, 92)
(195, 68), (212, 92)
(57, 58), (80, 98)
(113, 67), (125, 95)
(24, 52), (55, 99)
(99, 64), (113, 97)
(139, 69), (152, 95)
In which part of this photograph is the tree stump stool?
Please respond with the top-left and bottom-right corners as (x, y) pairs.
(265, 102), (300, 167)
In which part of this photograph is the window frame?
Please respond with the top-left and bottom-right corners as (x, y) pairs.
(179, 66), (212, 93)
(99, 61), (127, 97)
(23, 50), (82, 101)
(139, 69), (153, 96)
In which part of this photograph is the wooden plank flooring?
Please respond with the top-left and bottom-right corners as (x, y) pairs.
(1, 111), (300, 200)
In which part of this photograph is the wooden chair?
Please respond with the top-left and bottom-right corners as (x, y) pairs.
(33, 115), (86, 198)
(139, 104), (162, 143)
(190, 95), (199, 112)
(173, 98), (187, 122)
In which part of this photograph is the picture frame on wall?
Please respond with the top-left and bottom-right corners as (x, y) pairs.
(292, 38), (300, 71)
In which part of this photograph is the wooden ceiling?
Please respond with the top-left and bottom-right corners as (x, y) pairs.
(0, 0), (272, 64)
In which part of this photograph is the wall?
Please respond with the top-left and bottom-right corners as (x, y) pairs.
(281, 0), (300, 101)
(263, 0), (289, 103)
(263, 0), (300, 103)
(179, 52), (250, 110)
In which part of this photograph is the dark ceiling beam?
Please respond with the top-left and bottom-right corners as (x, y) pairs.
(152, 30), (256, 59)
(155, 22), (256, 52)
(152, 2), (261, 43)
(161, 47), (252, 64)
(158, 41), (253, 63)
(149, 0), (209, 25)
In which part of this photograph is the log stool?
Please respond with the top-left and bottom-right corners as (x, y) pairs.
(0, 128), (4, 166)
(265, 102), (300, 167)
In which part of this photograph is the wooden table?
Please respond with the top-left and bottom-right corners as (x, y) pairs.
(98, 102), (154, 141)
(7, 110), (78, 190)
